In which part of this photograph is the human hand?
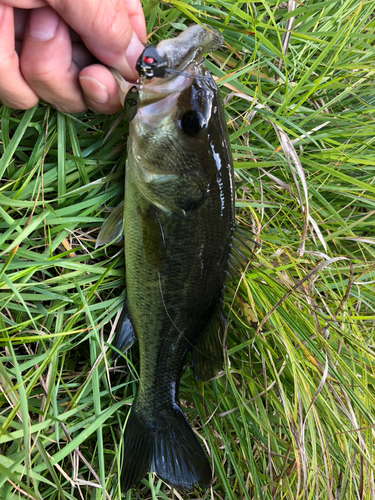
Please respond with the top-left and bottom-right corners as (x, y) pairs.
(0, 0), (146, 114)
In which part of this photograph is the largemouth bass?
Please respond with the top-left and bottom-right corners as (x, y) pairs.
(98, 25), (235, 492)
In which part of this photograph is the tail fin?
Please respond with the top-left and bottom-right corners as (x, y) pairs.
(120, 400), (212, 492)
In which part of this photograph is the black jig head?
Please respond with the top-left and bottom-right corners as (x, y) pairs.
(136, 45), (168, 79)
(124, 45), (167, 121)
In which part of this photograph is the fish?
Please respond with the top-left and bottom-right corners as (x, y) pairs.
(97, 25), (237, 492)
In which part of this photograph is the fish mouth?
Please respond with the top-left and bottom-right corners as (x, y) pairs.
(138, 61), (203, 107)
(134, 62), (198, 127)
(137, 92), (180, 125)
(142, 72), (193, 96)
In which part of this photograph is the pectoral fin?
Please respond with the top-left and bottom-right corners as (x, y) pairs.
(96, 201), (124, 248)
(129, 142), (206, 217)
(139, 206), (166, 271)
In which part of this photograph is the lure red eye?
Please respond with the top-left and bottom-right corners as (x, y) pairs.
(136, 45), (168, 78)
(144, 56), (155, 65)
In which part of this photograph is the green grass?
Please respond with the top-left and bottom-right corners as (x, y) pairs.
(1, 0), (375, 498)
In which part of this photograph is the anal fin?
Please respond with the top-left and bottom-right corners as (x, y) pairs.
(191, 304), (225, 381)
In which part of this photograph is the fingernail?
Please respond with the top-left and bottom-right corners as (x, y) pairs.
(79, 76), (109, 104)
(125, 32), (145, 77)
(28, 7), (59, 41)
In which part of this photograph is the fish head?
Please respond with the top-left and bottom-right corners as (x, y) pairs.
(132, 64), (217, 154)
(128, 63), (232, 216)
(130, 62), (230, 177)
(126, 25), (233, 217)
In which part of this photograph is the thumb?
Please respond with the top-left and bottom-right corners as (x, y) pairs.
(47, 0), (146, 80)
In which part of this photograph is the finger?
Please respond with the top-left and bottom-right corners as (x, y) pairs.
(1, 1), (47, 7)
(46, 0), (146, 81)
(79, 64), (128, 114)
(20, 6), (87, 113)
(123, 0), (147, 43)
(0, 4), (38, 109)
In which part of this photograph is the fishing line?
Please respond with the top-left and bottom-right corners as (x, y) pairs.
(157, 271), (185, 340)
(157, 270), (202, 352)
(157, 271), (225, 362)
(164, 68), (211, 82)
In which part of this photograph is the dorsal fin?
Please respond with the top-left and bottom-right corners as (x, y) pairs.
(229, 225), (257, 274)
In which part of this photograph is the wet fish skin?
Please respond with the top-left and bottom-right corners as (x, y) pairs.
(115, 27), (235, 492)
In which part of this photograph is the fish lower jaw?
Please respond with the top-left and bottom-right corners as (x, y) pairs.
(137, 91), (180, 122)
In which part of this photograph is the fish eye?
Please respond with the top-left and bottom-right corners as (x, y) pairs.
(180, 110), (206, 137)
